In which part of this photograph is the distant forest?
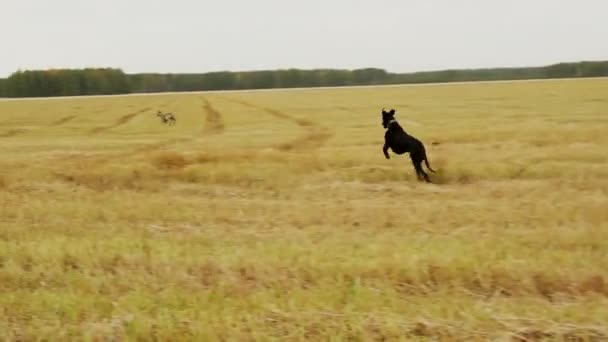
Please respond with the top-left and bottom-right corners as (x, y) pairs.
(1, 61), (607, 98)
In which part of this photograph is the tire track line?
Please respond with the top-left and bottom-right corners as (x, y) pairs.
(89, 107), (151, 135)
(1, 114), (78, 138)
(200, 97), (225, 135)
(0, 128), (28, 138)
(223, 98), (332, 151)
(49, 115), (77, 127)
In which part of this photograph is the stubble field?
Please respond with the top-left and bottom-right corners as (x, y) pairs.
(0, 79), (607, 341)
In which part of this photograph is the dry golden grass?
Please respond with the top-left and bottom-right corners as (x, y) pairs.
(0, 79), (607, 341)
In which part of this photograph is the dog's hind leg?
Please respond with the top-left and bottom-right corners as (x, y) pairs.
(410, 155), (422, 181)
(411, 154), (431, 183)
(416, 162), (431, 182)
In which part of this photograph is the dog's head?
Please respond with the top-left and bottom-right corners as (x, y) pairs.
(381, 108), (396, 128)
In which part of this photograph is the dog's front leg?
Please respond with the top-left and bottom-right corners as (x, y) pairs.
(383, 143), (390, 159)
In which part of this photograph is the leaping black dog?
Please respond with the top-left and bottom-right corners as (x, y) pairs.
(381, 108), (435, 182)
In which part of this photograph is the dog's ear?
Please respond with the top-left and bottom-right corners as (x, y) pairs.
(389, 109), (395, 116)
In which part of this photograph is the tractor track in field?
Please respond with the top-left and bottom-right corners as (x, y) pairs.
(200, 97), (225, 135)
(0, 128), (28, 138)
(223, 98), (332, 152)
(130, 137), (194, 155)
(1, 114), (78, 138)
(49, 115), (77, 127)
(89, 107), (151, 135)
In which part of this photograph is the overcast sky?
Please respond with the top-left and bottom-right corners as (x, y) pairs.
(1, 0), (607, 77)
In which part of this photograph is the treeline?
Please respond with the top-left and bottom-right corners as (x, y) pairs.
(1, 61), (607, 98)
(1, 68), (129, 98)
(390, 61), (608, 84)
(128, 68), (390, 93)
(0, 78), (6, 97)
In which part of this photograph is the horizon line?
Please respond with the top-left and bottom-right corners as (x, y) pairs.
(2, 76), (606, 102)
(2, 59), (607, 78)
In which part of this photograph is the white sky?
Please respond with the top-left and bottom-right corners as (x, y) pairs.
(1, 0), (607, 77)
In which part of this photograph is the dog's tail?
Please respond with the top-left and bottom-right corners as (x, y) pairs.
(424, 151), (436, 173)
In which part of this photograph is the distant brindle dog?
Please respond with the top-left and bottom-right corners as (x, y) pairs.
(381, 108), (436, 182)
(157, 111), (176, 125)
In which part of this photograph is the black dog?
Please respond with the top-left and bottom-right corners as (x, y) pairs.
(381, 108), (436, 182)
